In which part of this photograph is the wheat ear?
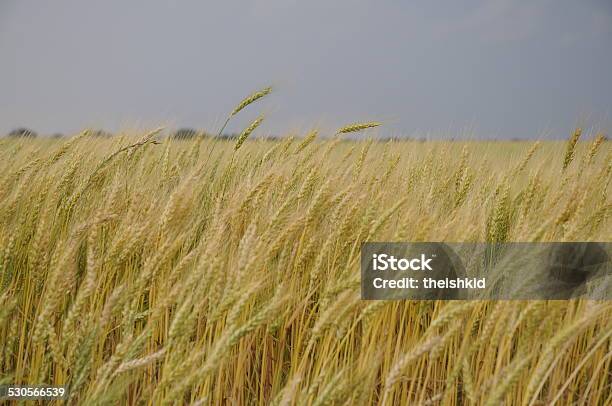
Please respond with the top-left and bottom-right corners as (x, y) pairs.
(335, 121), (381, 135)
(562, 127), (581, 170)
(235, 116), (264, 151)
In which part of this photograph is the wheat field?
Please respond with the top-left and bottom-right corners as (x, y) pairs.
(0, 120), (610, 405)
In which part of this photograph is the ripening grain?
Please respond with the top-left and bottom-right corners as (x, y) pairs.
(0, 130), (610, 405)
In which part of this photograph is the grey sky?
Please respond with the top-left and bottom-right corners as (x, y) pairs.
(1, 0), (611, 138)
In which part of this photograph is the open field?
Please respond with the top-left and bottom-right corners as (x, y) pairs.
(0, 132), (610, 405)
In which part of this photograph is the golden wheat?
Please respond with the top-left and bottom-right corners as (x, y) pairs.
(0, 123), (609, 405)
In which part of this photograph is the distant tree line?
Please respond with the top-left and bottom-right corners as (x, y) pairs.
(12, 128), (603, 142)
(4, 127), (277, 140)
(7, 128), (38, 138)
(5, 128), (120, 139)
(172, 128), (213, 139)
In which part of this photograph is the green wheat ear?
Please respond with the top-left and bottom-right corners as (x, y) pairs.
(335, 121), (381, 135)
(218, 86), (272, 136)
(235, 115), (264, 151)
(231, 87), (272, 117)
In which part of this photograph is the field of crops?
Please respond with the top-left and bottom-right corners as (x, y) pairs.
(0, 124), (610, 404)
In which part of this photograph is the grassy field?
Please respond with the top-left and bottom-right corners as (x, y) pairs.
(0, 128), (610, 404)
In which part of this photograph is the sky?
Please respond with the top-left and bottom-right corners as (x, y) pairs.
(1, 0), (611, 139)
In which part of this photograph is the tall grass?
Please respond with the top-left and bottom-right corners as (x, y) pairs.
(0, 126), (610, 404)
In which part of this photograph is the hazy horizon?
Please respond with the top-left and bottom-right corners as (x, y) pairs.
(1, 0), (611, 139)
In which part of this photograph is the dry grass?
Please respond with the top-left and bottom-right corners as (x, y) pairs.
(0, 125), (610, 405)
